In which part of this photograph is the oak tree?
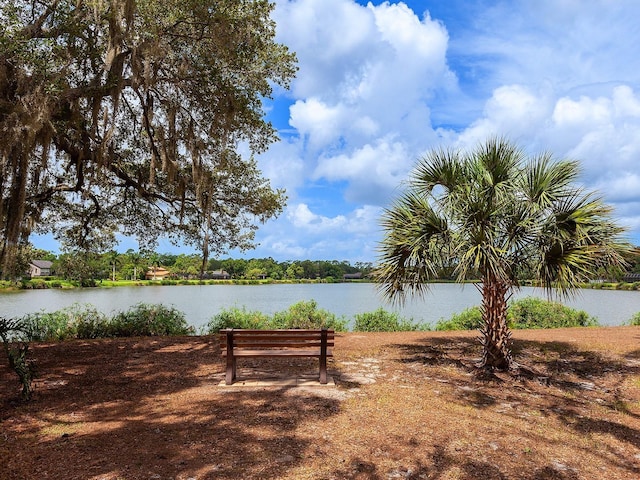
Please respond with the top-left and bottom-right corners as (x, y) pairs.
(0, 0), (296, 278)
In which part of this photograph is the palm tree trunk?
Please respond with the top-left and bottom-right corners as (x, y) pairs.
(479, 276), (513, 370)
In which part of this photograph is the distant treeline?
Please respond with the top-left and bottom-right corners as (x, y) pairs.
(16, 244), (640, 285)
(25, 247), (375, 282)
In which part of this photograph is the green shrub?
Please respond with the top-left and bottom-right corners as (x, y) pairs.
(507, 297), (598, 329)
(436, 307), (483, 331)
(19, 304), (110, 341)
(23, 279), (48, 289)
(628, 312), (640, 326)
(435, 298), (597, 331)
(110, 303), (192, 336)
(354, 308), (426, 332)
(20, 310), (74, 341)
(271, 300), (348, 331)
(205, 307), (270, 333)
(69, 305), (111, 339)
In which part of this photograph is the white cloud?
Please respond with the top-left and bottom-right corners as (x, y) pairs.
(259, 0), (640, 259)
(287, 203), (347, 233)
(274, 0), (452, 166)
(314, 139), (411, 204)
(286, 203), (381, 236)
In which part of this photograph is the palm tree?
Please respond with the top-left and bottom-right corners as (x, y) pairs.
(376, 137), (629, 370)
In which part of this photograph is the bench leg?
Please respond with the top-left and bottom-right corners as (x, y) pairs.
(225, 355), (236, 385)
(319, 355), (327, 384)
(319, 328), (328, 384)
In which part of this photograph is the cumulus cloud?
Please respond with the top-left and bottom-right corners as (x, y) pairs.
(256, 0), (640, 260)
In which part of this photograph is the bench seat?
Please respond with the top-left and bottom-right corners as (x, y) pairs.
(220, 329), (334, 384)
(229, 349), (333, 357)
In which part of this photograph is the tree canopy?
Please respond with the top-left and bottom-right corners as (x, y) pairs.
(377, 137), (629, 369)
(0, 0), (296, 279)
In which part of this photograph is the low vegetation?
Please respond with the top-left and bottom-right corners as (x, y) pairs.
(436, 297), (598, 331)
(206, 300), (348, 332)
(628, 312), (640, 326)
(17, 303), (192, 342)
(353, 308), (426, 332)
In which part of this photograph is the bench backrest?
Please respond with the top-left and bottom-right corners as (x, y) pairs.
(220, 329), (335, 351)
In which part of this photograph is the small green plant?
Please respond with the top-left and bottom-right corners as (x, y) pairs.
(20, 310), (74, 341)
(435, 298), (598, 331)
(19, 304), (110, 341)
(0, 317), (36, 400)
(507, 297), (598, 329)
(68, 305), (111, 339)
(628, 312), (640, 326)
(436, 307), (483, 331)
(205, 307), (271, 333)
(110, 303), (192, 336)
(354, 308), (426, 332)
(271, 300), (348, 331)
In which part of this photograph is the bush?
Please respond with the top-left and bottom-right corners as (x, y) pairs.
(628, 312), (640, 326)
(435, 298), (598, 331)
(507, 297), (598, 329)
(271, 300), (348, 331)
(19, 304), (110, 341)
(23, 279), (48, 289)
(109, 303), (192, 336)
(20, 310), (74, 341)
(205, 307), (270, 333)
(69, 305), (111, 339)
(436, 307), (483, 331)
(354, 308), (426, 332)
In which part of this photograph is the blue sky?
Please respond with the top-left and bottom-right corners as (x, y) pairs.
(35, 0), (640, 261)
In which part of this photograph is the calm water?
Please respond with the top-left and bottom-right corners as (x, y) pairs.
(1, 283), (639, 329)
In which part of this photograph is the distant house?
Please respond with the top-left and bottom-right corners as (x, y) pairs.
(145, 266), (171, 280)
(343, 272), (363, 281)
(29, 260), (53, 277)
(209, 270), (230, 280)
(623, 272), (640, 282)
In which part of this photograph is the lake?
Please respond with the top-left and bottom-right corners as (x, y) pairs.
(1, 283), (639, 329)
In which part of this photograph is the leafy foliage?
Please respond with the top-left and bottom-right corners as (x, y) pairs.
(435, 307), (483, 331)
(19, 302), (191, 339)
(353, 308), (426, 332)
(0, 0), (296, 278)
(205, 300), (348, 333)
(271, 300), (348, 330)
(628, 312), (640, 326)
(436, 298), (598, 331)
(110, 303), (192, 337)
(206, 307), (271, 332)
(507, 297), (597, 329)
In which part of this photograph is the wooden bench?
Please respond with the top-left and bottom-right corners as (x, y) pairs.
(220, 329), (334, 385)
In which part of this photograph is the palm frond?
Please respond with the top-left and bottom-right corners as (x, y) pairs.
(376, 191), (450, 304)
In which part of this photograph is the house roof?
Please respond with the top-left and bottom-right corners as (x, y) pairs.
(31, 260), (53, 269)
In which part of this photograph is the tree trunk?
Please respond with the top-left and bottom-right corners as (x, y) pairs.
(478, 276), (513, 370)
(1, 149), (29, 280)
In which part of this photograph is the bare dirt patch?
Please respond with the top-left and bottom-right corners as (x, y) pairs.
(2, 327), (640, 479)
